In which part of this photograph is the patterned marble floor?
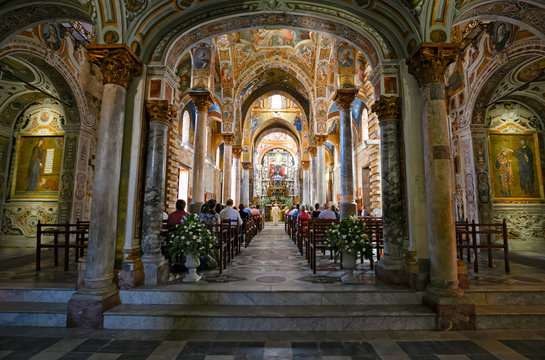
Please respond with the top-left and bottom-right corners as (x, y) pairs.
(2, 326), (545, 359)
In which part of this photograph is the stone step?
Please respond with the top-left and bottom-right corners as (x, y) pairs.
(476, 305), (545, 329)
(119, 289), (424, 306)
(0, 302), (66, 327)
(103, 304), (437, 331)
(465, 289), (545, 305)
(0, 287), (75, 303)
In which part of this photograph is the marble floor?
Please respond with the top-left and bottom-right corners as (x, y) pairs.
(2, 326), (545, 359)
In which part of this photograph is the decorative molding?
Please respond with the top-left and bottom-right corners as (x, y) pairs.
(188, 90), (213, 111)
(301, 160), (310, 170)
(407, 43), (459, 87)
(333, 88), (359, 111)
(87, 44), (142, 89)
(222, 133), (235, 145)
(145, 100), (172, 125)
(314, 135), (328, 146)
(308, 146), (317, 157)
(371, 96), (400, 121)
(232, 146), (243, 159)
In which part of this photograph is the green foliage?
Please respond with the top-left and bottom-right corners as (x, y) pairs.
(324, 216), (373, 260)
(167, 213), (216, 257)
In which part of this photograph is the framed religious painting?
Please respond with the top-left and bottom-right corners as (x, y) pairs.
(488, 132), (544, 201)
(11, 135), (63, 199)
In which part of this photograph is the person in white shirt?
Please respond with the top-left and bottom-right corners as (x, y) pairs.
(318, 204), (337, 219)
(219, 199), (242, 225)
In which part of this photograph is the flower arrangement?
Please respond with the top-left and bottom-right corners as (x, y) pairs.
(324, 215), (373, 260)
(167, 213), (216, 258)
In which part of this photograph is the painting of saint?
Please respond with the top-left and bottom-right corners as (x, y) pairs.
(338, 47), (354, 68)
(193, 47), (210, 70)
(221, 66), (232, 84)
(269, 155), (286, 180)
(176, 57), (192, 91)
(495, 148), (513, 197)
(294, 114), (302, 132)
(44, 24), (62, 51)
(512, 137), (535, 195)
(492, 22), (510, 53)
(13, 136), (62, 198)
(518, 59), (545, 83)
(317, 66), (327, 83)
(250, 113), (259, 132)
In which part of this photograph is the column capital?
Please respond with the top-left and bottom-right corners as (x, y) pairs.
(371, 96), (400, 121)
(145, 100), (174, 125)
(222, 133), (234, 145)
(232, 146), (243, 159)
(301, 160), (310, 170)
(314, 135), (328, 146)
(188, 90), (213, 111)
(87, 44), (142, 88)
(308, 146), (317, 157)
(333, 88), (359, 111)
(407, 43), (459, 87)
(242, 162), (253, 170)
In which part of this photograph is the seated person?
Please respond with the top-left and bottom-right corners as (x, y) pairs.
(318, 204), (337, 219)
(167, 199), (188, 230)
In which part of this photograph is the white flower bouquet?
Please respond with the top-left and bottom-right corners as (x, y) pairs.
(324, 215), (373, 260)
(167, 213), (216, 258)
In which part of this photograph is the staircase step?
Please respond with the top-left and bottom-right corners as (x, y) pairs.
(466, 289), (545, 306)
(103, 304), (436, 331)
(0, 287), (75, 303)
(119, 289), (423, 306)
(0, 302), (66, 327)
(476, 305), (545, 329)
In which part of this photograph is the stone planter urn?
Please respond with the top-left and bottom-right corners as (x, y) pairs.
(183, 254), (201, 282)
(341, 250), (357, 283)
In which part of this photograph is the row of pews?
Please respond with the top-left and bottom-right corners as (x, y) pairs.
(284, 215), (384, 273)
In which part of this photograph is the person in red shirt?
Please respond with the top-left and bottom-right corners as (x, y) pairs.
(167, 199), (188, 230)
(297, 205), (312, 233)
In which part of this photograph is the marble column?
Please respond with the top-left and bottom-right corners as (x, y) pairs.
(188, 90), (212, 213)
(233, 147), (242, 205)
(309, 147), (317, 206)
(140, 100), (176, 285)
(67, 44), (142, 329)
(333, 89), (358, 219)
(371, 96), (405, 285)
(241, 162), (252, 206)
(314, 136), (328, 207)
(408, 43), (474, 330)
(301, 160), (310, 206)
(222, 134), (234, 203)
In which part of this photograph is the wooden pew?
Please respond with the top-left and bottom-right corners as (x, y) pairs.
(309, 219), (339, 274)
(36, 220), (89, 271)
(358, 216), (383, 269)
(455, 219), (510, 273)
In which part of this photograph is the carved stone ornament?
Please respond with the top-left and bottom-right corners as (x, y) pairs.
(188, 90), (213, 111)
(242, 162), (253, 170)
(333, 88), (359, 111)
(145, 100), (172, 125)
(371, 96), (400, 121)
(407, 43), (459, 87)
(308, 146), (317, 157)
(314, 135), (328, 146)
(222, 133), (235, 145)
(301, 160), (310, 170)
(232, 146), (243, 158)
(87, 44), (142, 89)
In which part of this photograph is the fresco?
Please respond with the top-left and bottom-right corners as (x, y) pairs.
(13, 136), (63, 199)
(0, 57), (35, 83)
(43, 23), (62, 51)
(261, 148), (295, 180)
(176, 55), (192, 91)
(517, 58), (545, 82)
(193, 46), (211, 70)
(489, 133), (543, 200)
(237, 29), (311, 48)
(247, 110), (302, 133)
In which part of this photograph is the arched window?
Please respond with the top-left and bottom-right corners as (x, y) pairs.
(181, 110), (190, 146)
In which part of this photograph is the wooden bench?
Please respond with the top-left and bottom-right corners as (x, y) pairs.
(455, 219), (509, 273)
(309, 219), (339, 274)
(36, 220), (89, 271)
(359, 216), (383, 269)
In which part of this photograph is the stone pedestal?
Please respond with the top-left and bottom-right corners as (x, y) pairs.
(314, 136), (328, 207)
(408, 43), (472, 327)
(189, 90), (212, 213)
(141, 100), (175, 285)
(372, 96), (405, 285)
(67, 44), (142, 328)
(333, 89), (358, 219)
(222, 134), (234, 202)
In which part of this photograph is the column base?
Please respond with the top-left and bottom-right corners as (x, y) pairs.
(405, 251), (430, 290)
(76, 257), (86, 290)
(189, 202), (204, 214)
(375, 255), (405, 285)
(142, 254), (169, 285)
(457, 259), (469, 289)
(339, 201), (357, 219)
(118, 257), (144, 290)
(67, 289), (120, 329)
(423, 292), (475, 331)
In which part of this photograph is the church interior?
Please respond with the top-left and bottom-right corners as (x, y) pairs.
(1, 0), (545, 358)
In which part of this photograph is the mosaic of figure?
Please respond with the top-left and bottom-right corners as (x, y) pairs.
(495, 148), (513, 197)
(511, 137), (535, 195)
(492, 22), (510, 53)
(43, 24), (61, 51)
(193, 47), (210, 69)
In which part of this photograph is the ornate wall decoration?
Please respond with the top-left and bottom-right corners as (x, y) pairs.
(1, 204), (57, 237)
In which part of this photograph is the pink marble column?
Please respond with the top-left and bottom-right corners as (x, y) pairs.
(67, 44), (142, 329)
